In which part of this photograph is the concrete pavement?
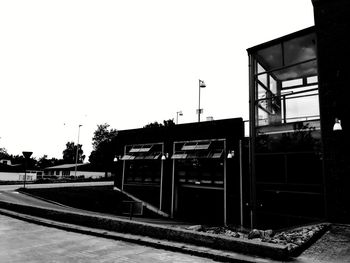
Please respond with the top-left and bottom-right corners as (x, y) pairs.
(296, 224), (350, 263)
(0, 213), (215, 263)
(0, 183), (350, 262)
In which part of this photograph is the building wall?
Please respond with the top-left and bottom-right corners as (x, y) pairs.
(0, 172), (37, 181)
(313, 0), (350, 222)
(70, 171), (106, 179)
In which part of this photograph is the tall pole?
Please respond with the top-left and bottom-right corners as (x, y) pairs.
(198, 79), (201, 122)
(176, 111), (183, 124)
(22, 151), (33, 189)
(74, 124), (82, 178)
(198, 79), (206, 122)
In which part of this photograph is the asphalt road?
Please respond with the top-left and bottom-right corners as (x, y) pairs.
(0, 213), (216, 263)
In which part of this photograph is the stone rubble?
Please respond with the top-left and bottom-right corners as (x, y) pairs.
(186, 223), (328, 251)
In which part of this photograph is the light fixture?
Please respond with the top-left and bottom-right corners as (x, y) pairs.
(161, 153), (169, 160)
(227, 150), (235, 159)
(333, 118), (342, 131)
(113, 155), (120, 162)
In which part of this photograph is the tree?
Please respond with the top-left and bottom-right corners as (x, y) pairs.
(62, 142), (85, 164)
(143, 119), (175, 128)
(37, 155), (63, 169)
(89, 123), (118, 175)
(92, 123), (118, 150)
(0, 147), (9, 159)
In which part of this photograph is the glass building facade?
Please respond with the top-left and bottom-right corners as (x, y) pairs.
(248, 27), (325, 228)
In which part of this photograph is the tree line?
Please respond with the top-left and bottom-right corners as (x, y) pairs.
(0, 119), (175, 171)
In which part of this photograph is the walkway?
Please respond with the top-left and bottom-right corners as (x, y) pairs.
(296, 224), (350, 263)
(0, 213), (215, 263)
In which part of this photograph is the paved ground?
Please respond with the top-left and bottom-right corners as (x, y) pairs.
(296, 224), (350, 263)
(1, 183), (350, 262)
(0, 214), (216, 263)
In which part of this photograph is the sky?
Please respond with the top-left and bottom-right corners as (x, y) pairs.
(0, 0), (315, 160)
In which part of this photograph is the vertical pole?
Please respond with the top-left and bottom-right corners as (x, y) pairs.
(239, 139), (244, 228)
(23, 160), (27, 189)
(171, 143), (176, 218)
(223, 140), (227, 226)
(160, 144), (164, 210)
(248, 54), (257, 228)
(74, 125), (82, 178)
(198, 79), (201, 122)
(121, 145), (126, 191)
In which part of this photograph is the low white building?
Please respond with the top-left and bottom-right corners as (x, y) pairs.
(43, 163), (106, 179)
(0, 161), (39, 182)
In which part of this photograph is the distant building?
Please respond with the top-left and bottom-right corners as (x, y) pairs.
(0, 161), (38, 182)
(43, 163), (106, 180)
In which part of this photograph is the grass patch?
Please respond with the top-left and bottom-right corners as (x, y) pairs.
(19, 186), (133, 216)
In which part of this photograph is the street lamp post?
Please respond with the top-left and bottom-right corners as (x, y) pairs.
(22, 151), (33, 188)
(176, 111), (183, 124)
(74, 124), (82, 179)
(197, 79), (206, 122)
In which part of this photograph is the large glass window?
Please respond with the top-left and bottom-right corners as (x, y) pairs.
(122, 143), (163, 185)
(252, 31), (319, 132)
(172, 139), (225, 187)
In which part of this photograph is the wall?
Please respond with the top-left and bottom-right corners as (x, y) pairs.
(312, 0), (350, 223)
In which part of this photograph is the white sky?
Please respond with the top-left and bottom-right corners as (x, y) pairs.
(0, 0), (315, 159)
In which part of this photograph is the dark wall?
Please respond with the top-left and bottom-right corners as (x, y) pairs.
(313, 0), (350, 222)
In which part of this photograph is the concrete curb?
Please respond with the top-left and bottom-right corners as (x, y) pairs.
(0, 200), (289, 261)
(0, 208), (283, 263)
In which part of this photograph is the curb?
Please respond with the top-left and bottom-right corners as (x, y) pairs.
(0, 208), (278, 263)
(0, 200), (289, 261)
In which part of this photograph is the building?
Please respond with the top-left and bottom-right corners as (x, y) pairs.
(43, 163), (106, 180)
(112, 0), (350, 229)
(114, 118), (244, 225)
(245, 0), (350, 228)
(0, 161), (38, 182)
(247, 26), (323, 228)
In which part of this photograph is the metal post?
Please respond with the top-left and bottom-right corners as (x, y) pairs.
(198, 79), (201, 122)
(248, 54), (257, 228)
(23, 161), (27, 188)
(171, 143), (176, 218)
(239, 139), (244, 228)
(121, 145), (126, 191)
(197, 79), (206, 122)
(176, 111), (183, 124)
(159, 144), (164, 210)
(223, 140), (227, 226)
(74, 124), (82, 178)
(22, 151), (33, 189)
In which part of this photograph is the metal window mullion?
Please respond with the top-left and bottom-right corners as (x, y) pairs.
(223, 139), (227, 226)
(121, 145), (126, 191)
(159, 144), (164, 210)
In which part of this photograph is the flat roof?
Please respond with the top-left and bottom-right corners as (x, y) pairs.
(44, 163), (86, 170)
(247, 26), (315, 53)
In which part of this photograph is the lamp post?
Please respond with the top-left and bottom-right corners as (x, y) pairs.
(22, 151), (33, 188)
(197, 79), (206, 122)
(74, 124), (82, 179)
(176, 111), (183, 124)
